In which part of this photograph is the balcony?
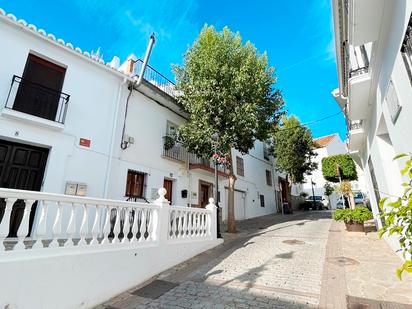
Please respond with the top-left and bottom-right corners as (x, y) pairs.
(188, 154), (229, 177)
(347, 0), (384, 46)
(347, 119), (366, 151)
(162, 142), (188, 162)
(4, 75), (70, 124)
(134, 60), (176, 98)
(347, 45), (371, 120)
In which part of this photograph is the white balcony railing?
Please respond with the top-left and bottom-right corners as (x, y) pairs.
(0, 187), (217, 252)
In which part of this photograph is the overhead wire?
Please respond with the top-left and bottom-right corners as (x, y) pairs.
(275, 111), (343, 132)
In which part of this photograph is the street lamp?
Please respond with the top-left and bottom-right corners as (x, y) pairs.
(211, 132), (222, 239)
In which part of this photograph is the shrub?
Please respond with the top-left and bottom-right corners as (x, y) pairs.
(379, 153), (412, 279)
(333, 206), (373, 224)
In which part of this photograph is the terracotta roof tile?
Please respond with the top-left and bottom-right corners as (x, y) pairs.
(313, 134), (337, 148)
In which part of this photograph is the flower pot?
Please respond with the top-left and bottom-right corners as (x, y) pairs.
(345, 221), (365, 232)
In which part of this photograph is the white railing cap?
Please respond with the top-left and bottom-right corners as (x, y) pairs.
(0, 188), (160, 209)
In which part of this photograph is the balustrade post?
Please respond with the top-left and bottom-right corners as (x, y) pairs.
(49, 201), (63, 248)
(33, 201), (48, 249)
(154, 188), (170, 244)
(90, 204), (101, 245)
(15, 199), (36, 250)
(206, 198), (217, 239)
(0, 198), (17, 251)
(78, 203), (89, 246)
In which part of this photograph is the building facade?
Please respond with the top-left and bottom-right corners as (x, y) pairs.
(0, 8), (298, 235)
(302, 133), (367, 209)
(331, 0), (412, 249)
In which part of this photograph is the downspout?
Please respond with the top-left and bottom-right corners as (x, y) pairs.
(120, 34), (156, 150)
(103, 77), (127, 198)
(104, 34), (156, 197)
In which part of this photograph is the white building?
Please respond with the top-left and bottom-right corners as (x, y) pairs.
(0, 8), (297, 237)
(302, 133), (367, 209)
(331, 0), (411, 238)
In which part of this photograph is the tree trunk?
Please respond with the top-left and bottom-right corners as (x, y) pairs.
(227, 152), (237, 233)
(286, 174), (293, 212)
(349, 192), (355, 209)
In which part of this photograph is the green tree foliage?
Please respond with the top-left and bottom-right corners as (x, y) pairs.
(379, 153), (412, 279)
(173, 26), (284, 232)
(322, 154), (358, 183)
(324, 182), (334, 197)
(272, 116), (317, 207)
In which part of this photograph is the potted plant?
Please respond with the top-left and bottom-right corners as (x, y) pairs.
(333, 206), (373, 232)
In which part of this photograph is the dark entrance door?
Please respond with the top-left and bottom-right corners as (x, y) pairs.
(13, 53), (66, 121)
(163, 179), (173, 203)
(200, 184), (210, 208)
(0, 139), (49, 236)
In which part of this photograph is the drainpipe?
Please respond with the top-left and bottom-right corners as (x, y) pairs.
(120, 33), (156, 150)
(103, 77), (127, 198)
(105, 34), (156, 196)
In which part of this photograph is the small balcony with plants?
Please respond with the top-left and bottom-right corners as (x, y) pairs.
(162, 135), (188, 163)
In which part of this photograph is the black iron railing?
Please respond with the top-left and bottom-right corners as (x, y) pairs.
(163, 142), (188, 162)
(5, 75), (70, 124)
(188, 153), (228, 174)
(134, 60), (176, 98)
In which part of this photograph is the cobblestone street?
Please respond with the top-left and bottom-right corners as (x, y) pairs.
(99, 212), (332, 308)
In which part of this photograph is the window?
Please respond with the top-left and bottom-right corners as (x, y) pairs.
(265, 170), (272, 186)
(11, 53), (68, 122)
(260, 195), (265, 207)
(125, 170), (146, 198)
(401, 15), (412, 85)
(166, 121), (177, 136)
(236, 156), (244, 176)
(385, 80), (402, 123)
(263, 143), (269, 161)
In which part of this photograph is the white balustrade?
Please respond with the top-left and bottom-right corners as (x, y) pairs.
(0, 187), (216, 253)
(167, 206), (212, 240)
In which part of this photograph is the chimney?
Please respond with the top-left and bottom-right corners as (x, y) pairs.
(119, 54), (137, 75)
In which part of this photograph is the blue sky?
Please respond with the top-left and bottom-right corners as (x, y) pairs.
(0, 0), (346, 140)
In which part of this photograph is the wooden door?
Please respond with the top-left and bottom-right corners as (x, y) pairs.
(200, 184), (209, 208)
(14, 54), (66, 121)
(280, 179), (288, 202)
(163, 179), (173, 203)
(0, 139), (49, 236)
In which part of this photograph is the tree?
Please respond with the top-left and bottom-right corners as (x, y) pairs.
(322, 154), (358, 208)
(335, 180), (353, 208)
(324, 182), (334, 205)
(322, 154), (357, 182)
(271, 116), (317, 209)
(173, 26), (284, 233)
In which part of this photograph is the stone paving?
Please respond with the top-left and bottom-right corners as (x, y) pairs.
(97, 211), (412, 308)
(98, 211), (332, 309)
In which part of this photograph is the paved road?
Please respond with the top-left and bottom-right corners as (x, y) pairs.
(99, 211), (332, 309)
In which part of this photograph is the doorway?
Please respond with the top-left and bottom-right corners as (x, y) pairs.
(199, 180), (212, 208)
(163, 179), (173, 203)
(0, 139), (49, 236)
(14, 53), (66, 121)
